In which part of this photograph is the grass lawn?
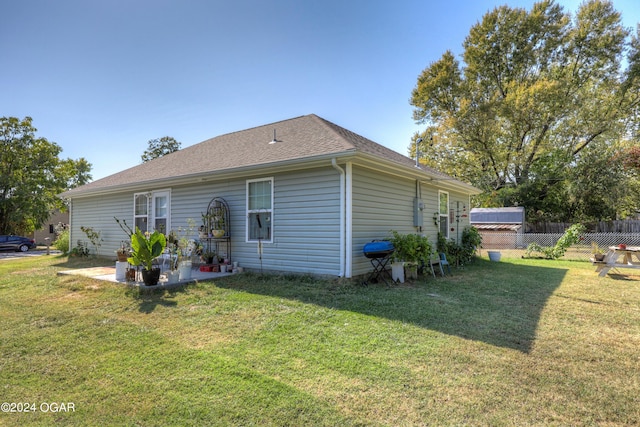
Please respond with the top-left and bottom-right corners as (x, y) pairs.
(1, 254), (638, 426)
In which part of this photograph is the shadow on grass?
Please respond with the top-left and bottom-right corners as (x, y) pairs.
(215, 258), (568, 353)
(125, 286), (194, 313)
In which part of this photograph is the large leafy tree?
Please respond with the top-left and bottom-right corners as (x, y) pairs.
(410, 0), (640, 222)
(141, 136), (181, 163)
(0, 116), (92, 234)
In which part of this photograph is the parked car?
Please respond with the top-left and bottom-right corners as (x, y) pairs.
(0, 235), (37, 252)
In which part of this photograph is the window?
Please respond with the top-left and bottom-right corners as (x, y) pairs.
(134, 194), (149, 232)
(246, 178), (273, 242)
(153, 193), (169, 234)
(439, 191), (449, 238)
(133, 190), (170, 234)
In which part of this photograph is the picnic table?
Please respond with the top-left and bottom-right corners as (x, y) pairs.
(595, 246), (640, 277)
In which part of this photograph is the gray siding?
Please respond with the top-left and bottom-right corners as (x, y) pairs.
(69, 163), (471, 279)
(350, 166), (472, 277)
(70, 166), (342, 276)
(240, 168), (341, 275)
(70, 193), (133, 257)
(351, 166), (418, 276)
(419, 184), (471, 243)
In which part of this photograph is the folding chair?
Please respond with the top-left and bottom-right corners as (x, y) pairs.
(439, 252), (451, 274)
(430, 254), (444, 277)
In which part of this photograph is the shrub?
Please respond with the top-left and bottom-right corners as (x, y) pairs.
(437, 226), (483, 267)
(389, 231), (433, 265)
(54, 229), (70, 254)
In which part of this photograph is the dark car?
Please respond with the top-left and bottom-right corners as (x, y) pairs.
(0, 235), (37, 252)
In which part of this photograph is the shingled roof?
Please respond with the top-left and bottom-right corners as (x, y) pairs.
(62, 114), (475, 197)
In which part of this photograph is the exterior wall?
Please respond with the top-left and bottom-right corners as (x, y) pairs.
(69, 166), (342, 276)
(351, 166), (426, 277)
(230, 167), (341, 276)
(69, 162), (473, 278)
(69, 193), (133, 257)
(416, 186), (472, 244)
(350, 166), (472, 277)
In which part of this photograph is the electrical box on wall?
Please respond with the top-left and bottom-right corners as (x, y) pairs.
(413, 197), (424, 227)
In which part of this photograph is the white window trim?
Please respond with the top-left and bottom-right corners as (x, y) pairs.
(246, 177), (274, 243)
(133, 189), (171, 234)
(438, 190), (449, 239)
(133, 192), (150, 233)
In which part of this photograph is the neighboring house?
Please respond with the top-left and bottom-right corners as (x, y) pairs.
(31, 209), (69, 245)
(470, 207), (526, 249)
(60, 114), (480, 278)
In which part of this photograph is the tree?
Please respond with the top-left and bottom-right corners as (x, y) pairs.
(410, 0), (640, 222)
(0, 116), (92, 235)
(141, 136), (181, 162)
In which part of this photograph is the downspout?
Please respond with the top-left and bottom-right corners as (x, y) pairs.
(67, 199), (73, 252)
(345, 162), (353, 278)
(331, 158), (345, 277)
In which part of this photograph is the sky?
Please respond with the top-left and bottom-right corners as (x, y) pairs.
(2, 0), (639, 181)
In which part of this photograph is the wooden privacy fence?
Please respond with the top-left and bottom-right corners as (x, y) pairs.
(478, 232), (640, 261)
(528, 220), (640, 233)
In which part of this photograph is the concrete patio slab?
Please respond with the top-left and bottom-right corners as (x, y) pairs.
(57, 265), (234, 291)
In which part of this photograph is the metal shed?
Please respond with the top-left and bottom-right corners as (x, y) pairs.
(470, 207), (525, 249)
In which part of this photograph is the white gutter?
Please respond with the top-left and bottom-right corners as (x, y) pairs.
(331, 158), (346, 277)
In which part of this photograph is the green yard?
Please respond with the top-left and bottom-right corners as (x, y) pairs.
(1, 255), (638, 426)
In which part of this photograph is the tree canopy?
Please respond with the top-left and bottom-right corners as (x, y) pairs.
(0, 116), (92, 234)
(410, 0), (640, 222)
(141, 136), (181, 163)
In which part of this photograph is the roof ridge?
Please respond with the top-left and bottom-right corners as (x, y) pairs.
(206, 114), (312, 142)
(309, 114), (368, 150)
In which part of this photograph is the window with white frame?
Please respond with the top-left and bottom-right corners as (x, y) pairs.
(246, 178), (273, 242)
(134, 193), (149, 232)
(133, 190), (170, 234)
(439, 191), (449, 238)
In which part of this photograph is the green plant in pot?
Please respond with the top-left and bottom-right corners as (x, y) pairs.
(128, 227), (167, 286)
(212, 214), (225, 238)
(389, 231), (433, 282)
(202, 250), (216, 264)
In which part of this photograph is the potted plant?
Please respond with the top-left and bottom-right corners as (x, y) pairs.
(212, 214), (226, 238)
(592, 242), (606, 262)
(128, 227), (167, 286)
(202, 250), (216, 264)
(116, 241), (130, 262)
(389, 231), (433, 283)
(165, 267), (179, 285)
(163, 219), (197, 281)
(201, 210), (226, 238)
(163, 231), (180, 284)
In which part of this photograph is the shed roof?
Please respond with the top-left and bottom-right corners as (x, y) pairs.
(62, 114), (478, 198)
(470, 207), (525, 224)
(473, 224), (522, 231)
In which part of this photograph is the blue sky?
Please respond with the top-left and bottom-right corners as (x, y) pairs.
(2, 0), (639, 181)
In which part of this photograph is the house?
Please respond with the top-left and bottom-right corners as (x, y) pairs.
(470, 207), (525, 249)
(60, 114), (480, 278)
(31, 209), (69, 245)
